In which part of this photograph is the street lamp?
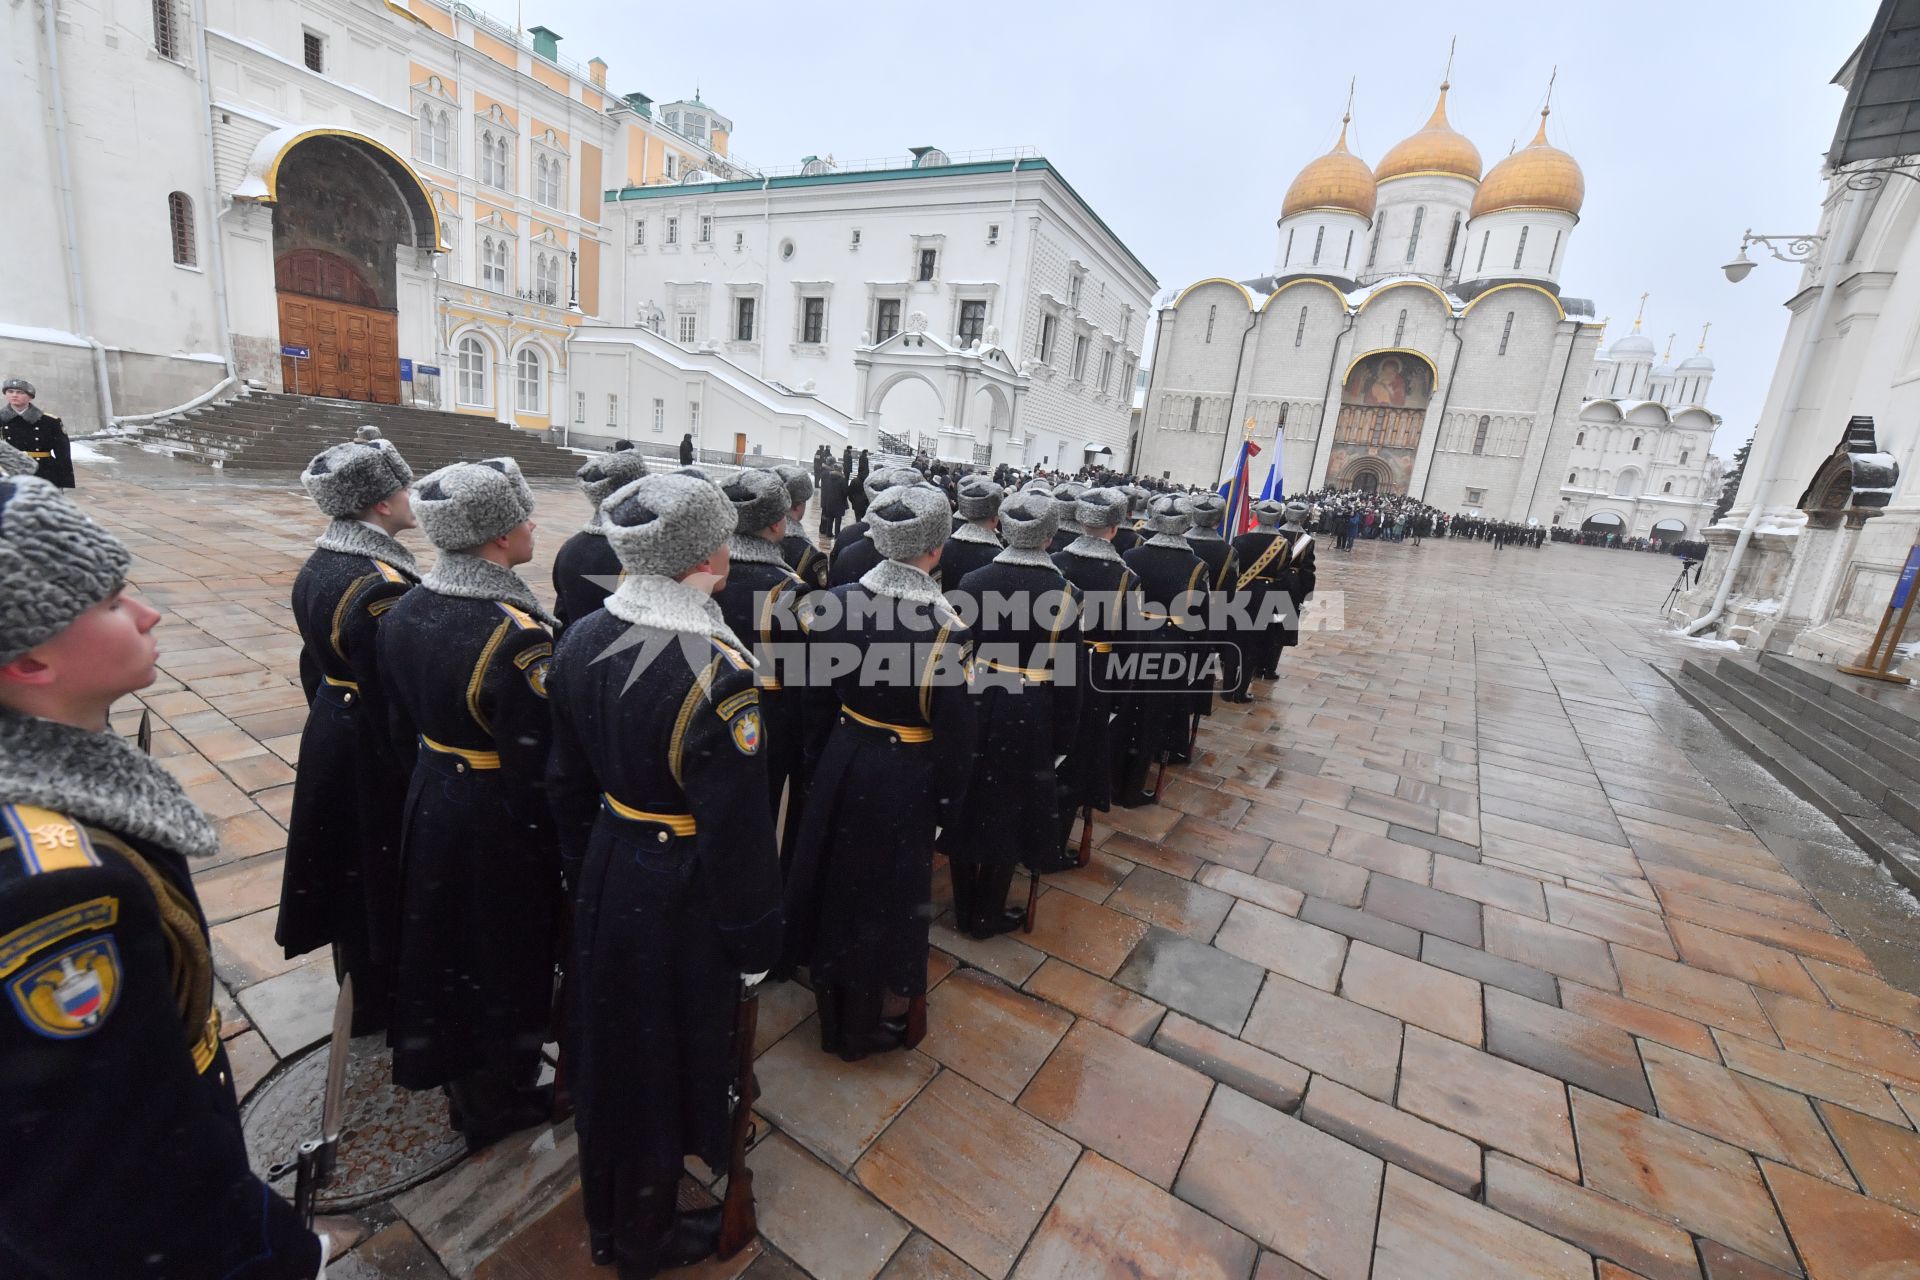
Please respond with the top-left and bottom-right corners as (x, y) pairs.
(1722, 230), (1824, 283)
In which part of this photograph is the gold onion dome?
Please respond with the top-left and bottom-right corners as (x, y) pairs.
(1472, 109), (1585, 217)
(1375, 83), (1482, 183)
(1281, 115), (1377, 221)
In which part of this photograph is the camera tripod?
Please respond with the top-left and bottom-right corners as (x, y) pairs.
(1662, 559), (1702, 618)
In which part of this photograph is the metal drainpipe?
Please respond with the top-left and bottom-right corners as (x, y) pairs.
(1414, 317), (1467, 503)
(1686, 187), (1867, 637)
(190, 0), (236, 384)
(760, 169), (772, 382)
(1213, 311), (1261, 482)
(1508, 320), (1584, 520)
(38, 0), (114, 425)
(1312, 304), (1358, 489)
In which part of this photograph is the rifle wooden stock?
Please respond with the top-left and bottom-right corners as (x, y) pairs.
(1076, 805), (1093, 869)
(1022, 868), (1039, 935)
(716, 990), (760, 1259)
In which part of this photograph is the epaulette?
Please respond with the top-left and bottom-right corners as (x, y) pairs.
(710, 636), (753, 670)
(1, 804), (102, 878)
(372, 560), (407, 584)
(496, 602), (541, 630)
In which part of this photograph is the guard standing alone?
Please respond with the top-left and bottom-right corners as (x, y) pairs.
(1, 378), (74, 489)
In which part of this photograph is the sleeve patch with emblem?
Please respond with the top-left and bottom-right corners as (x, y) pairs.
(729, 707), (762, 755)
(714, 688), (759, 721)
(524, 656), (551, 698)
(9, 936), (121, 1038)
(0, 897), (119, 979)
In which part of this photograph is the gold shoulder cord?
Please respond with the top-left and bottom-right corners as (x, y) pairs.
(91, 831), (218, 1071)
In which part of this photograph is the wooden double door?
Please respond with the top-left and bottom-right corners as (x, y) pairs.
(277, 294), (401, 404)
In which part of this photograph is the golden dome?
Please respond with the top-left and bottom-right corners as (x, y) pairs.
(1375, 84), (1482, 183)
(1281, 116), (1377, 221)
(1471, 109), (1584, 218)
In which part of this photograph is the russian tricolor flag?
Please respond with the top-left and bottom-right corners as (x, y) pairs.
(1215, 433), (1263, 536)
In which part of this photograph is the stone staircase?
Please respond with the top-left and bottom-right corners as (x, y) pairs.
(1669, 651), (1920, 895)
(116, 391), (583, 478)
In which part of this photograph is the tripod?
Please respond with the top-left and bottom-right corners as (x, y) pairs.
(1662, 559), (1701, 618)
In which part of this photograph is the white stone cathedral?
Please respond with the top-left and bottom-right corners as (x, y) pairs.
(1139, 79), (1608, 523)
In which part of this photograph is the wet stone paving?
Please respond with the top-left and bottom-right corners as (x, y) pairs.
(79, 450), (1920, 1279)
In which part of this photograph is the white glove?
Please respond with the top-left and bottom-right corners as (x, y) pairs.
(742, 971), (769, 990)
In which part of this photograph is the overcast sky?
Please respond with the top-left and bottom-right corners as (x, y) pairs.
(505, 0), (1876, 457)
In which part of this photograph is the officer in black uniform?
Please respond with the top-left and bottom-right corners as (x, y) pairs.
(826, 466), (923, 588)
(1046, 480), (1088, 554)
(1054, 487), (1144, 825)
(1274, 498), (1318, 665)
(937, 474), (1003, 590)
(773, 463), (829, 591)
(714, 468), (810, 856)
(1181, 492), (1244, 718)
(546, 470), (784, 1280)
(278, 431), (419, 1035)
(1227, 497), (1289, 694)
(1111, 484), (1148, 554)
(785, 484), (975, 1060)
(552, 448), (650, 634)
(0, 477), (320, 1277)
(940, 490), (1080, 935)
(377, 458), (561, 1152)
(1124, 494), (1209, 772)
(1, 378), (75, 489)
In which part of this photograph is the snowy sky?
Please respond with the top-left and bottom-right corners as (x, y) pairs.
(489, 0), (1876, 458)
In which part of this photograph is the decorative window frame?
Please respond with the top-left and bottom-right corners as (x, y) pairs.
(475, 104), (514, 192)
(411, 77), (457, 171)
(947, 283), (998, 349)
(909, 233), (946, 285)
(476, 211), (516, 294)
(726, 283), (764, 351)
(866, 285), (909, 344)
(793, 282), (833, 352)
(531, 130), (567, 209)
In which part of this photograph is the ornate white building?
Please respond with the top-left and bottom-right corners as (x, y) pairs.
(1555, 320), (1725, 542)
(1138, 79), (1607, 522)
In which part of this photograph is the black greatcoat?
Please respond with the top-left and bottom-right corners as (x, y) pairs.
(551, 528), (623, 634)
(936, 526), (1001, 593)
(827, 530), (883, 588)
(781, 531), (829, 590)
(545, 612), (783, 1205)
(1052, 541), (1141, 816)
(278, 546), (416, 1034)
(713, 542), (810, 846)
(1185, 532), (1240, 715)
(1278, 529), (1317, 650)
(938, 558), (1082, 872)
(0, 796), (317, 1277)
(1, 408), (75, 488)
(830, 518), (869, 561)
(1111, 525), (1142, 555)
(1122, 539), (1210, 759)
(1229, 528), (1287, 679)
(377, 592), (560, 1089)
(783, 576), (976, 993)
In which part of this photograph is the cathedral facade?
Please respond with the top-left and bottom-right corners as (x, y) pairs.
(1138, 82), (1604, 523)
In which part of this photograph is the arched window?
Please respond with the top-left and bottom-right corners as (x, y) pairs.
(1283, 228), (1294, 268)
(417, 104), (435, 161)
(1312, 226), (1325, 265)
(1394, 308), (1408, 346)
(1472, 415), (1490, 455)
(1663, 480), (1673, 493)
(1443, 212), (1463, 272)
(1548, 228), (1563, 273)
(480, 235), (511, 291)
(1632, 435), (1642, 451)
(1498, 311), (1515, 356)
(1568, 472), (1577, 484)
(1205, 304), (1216, 343)
(1679, 449), (1689, 465)
(457, 335), (489, 406)
(534, 155), (549, 204)
(533, 251), (561, 305)
(1368, 220), (1382, 268)
(1405, 206), (1425, 263)
(1294, 305), (1308, 348)
(1277, 403), (1289, 431)
(1575, 431), (1585, 446)
(479, 129), (500, 186)
(515, 347), (544, 413)
(1512, 226), (1530, 270)
(167, 192), (196, 266)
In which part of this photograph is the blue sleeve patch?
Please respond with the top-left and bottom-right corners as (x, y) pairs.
(9, 936), (121, 1038)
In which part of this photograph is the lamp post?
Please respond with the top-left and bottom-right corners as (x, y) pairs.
(1721, 231), (1825, 283)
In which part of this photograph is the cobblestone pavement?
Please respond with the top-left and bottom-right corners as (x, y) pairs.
(75, 453), (1920, 1279)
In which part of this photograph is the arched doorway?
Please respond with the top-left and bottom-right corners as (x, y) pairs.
(1650, 518), (1687, 546)
(255, 130), (440, 404)
(1327, 349), (1435, 496)
(868, 372), (945, 456)
(1355, 470), (1380, 495)
(1582, 512), (1624, 536)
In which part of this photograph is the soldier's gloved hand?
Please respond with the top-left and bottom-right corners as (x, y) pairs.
(742, 971), (769, 990)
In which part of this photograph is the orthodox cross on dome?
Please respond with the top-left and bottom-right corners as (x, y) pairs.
(1633, 292), (1649, 332)
(1697, 321), (1713, 352)
(1344, 76), (1355, 129)
(1442, 35), (1455, 90)
(1663, 333), (1675, 361)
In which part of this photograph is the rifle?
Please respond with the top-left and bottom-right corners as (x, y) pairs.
(270, 974), (353, 1230)
(715, 978), (760, 1259)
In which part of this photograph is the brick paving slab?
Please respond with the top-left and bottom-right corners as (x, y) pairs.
(65, 467), (1920, 1278)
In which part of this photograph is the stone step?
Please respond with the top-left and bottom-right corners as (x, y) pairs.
(1758, 650), (1920, 743)
(1666, 662), (1920, 898)
(1717, 658), (1920, 786)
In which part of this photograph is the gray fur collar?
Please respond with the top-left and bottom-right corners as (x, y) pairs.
(1186, 528), (1225, 543)
(603, 574), (746, 652)
(861, 559), (949, 609)
(784, 517), (809, 540)
(1065, 535), (1126, 565)
(1282, 522), (1308, 534)
(315, 519), (420, 579)
(0, 709), (219, 860)
(1058, 521), (1087, 537)
(953, 522), (1001, 546)
(994, 547), (1060, 570)
(423, 552), (557, 629)
(729, 534), (789, 567)
(0, 404), (43, 426)
(1147, 533), (1196, 550)
(578, 520), (610, 537)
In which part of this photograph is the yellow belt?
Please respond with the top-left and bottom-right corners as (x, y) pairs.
(840, 704), (932, 743)
(323, 675), (359, 691)
(601, 794), (697, 834)
(419, 735), (501, 769)
(981, 659), (1055, 683)
(1083, 640), (1114, 653)
(191, 1008), (222, 1074)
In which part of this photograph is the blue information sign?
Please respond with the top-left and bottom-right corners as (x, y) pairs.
(281, 344), (310, 359)
(399, 357), (414, 382)
(415, 364), (442, 377)
(1893, 545), (1920, 610)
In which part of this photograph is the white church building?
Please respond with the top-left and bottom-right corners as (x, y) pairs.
(1139, 79), (1608, 521)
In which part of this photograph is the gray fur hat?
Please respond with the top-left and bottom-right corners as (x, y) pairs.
(866, 484), (952, 561)
(1252, 498), (1286, 527)
(721, 468), (791, 535)
(997, 490), (1057, 550)
(772, 463), (814, 508)
(0, 440), (38, 478)
(576, 449), (651, 512)
(2, 378), (34, 398)
(1049, 480), (1088, 517)
(865, 465), (921, 501)
(956, 475), (1004, 523)
(1076, 487), (1129, 531)
(1284, 499), (1312, 525)
(1021, 479), (1054, 497)
(1144, 493), (1192, 535)
(413, 457), (535, 551)
(603, 470), (736, 577)
(1124, 484), (1150, 516)
(302, 431), (415, 517)
(1181, 493), (1226, 532)
(0, 477), (132, 664)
